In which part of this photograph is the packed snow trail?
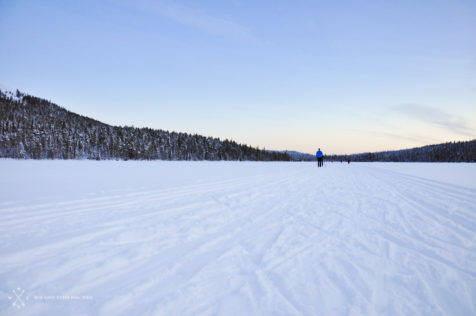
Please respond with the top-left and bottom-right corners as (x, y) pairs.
(0, 161), (475, 315)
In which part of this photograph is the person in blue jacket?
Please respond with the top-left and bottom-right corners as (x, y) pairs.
(316, 148), (323, 167)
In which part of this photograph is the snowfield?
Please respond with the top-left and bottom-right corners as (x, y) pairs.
(1, 160), (475, 315)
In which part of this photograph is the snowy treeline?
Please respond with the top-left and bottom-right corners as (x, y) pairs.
(327, 140), (476, 162)
(0, 90), (290, 161)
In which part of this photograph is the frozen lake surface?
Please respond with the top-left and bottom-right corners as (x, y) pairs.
(1, 160), (475, 315)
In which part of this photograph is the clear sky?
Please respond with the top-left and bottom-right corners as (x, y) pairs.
(1, 0), (475, 154)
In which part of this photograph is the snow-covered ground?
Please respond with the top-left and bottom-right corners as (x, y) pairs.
(0, 160), (475, 315)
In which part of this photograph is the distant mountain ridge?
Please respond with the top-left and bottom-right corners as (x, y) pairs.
(273, 143), (476, 163)
(327, 141), (476, 162)
(0, 89), (291, 161)
(269, 150), (315, 161)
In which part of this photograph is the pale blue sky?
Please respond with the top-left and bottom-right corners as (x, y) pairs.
(1, 0), (475, 154)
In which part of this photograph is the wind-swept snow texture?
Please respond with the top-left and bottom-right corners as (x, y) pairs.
(1, 161), (475, 315)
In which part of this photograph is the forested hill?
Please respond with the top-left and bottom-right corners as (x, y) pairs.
(0, 90), (290, 161)
(327, 140), (476, 162)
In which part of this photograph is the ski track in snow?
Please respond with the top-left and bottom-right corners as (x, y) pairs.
(0, 161), (475, 315)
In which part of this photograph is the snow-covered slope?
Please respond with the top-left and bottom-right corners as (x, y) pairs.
(1, 161), (475, 315)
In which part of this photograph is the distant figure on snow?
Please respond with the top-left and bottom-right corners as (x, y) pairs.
(316, 148), (324, 167)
